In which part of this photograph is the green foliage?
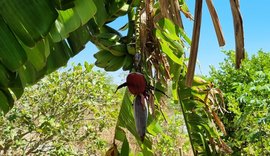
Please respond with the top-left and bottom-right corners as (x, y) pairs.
(209, 50), (270, 155)
(154, 14), (230, 155)
(178, 76), (232, 155)
(0, 63), (192, 155)
(0, 63), (122, 155)
(0, 0), (234, 155)
(152, 103), (191, 155)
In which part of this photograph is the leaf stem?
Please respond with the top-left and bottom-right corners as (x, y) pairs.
(179, 100), (196, 155)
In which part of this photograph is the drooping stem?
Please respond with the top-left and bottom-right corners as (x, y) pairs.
(230, 0), (245, 69)
(185, 0), (203, 87)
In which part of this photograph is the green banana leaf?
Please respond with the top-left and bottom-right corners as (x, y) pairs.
(0, 0), (58, 47)
(49, 0), (96, 42)
(0, 0), (99, 114)
(0, 16), (27, 71)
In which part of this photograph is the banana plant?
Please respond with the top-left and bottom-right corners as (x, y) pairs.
(0, 0), (244, 155)
(104, 0), (239, 155)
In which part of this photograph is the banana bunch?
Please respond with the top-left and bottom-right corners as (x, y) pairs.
(93, 30), (135, 72)
(94, 49), (134, 71)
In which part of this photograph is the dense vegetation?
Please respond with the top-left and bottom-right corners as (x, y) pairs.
(0, 63), (121, 155)
(0, 63), (191, 155)
(0, 0), (245, 155)
(2, 50), (270, 155)
(209, 50), (270, 155)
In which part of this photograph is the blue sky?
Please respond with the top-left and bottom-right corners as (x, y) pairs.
(67, 1), (270, 83)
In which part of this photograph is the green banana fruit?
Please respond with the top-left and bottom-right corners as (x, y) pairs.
(94, 37), (117, 48)
(100, 25), (122, 37)
(127, 43), (136, 55)
(93, 36), (127, 57)
(105, 56), (125, 71)
(114, 3), (129, 17)
(96, 33), (121, 43)
(94, 50), (115, 68)
(122, 54), (133, 71)
(95, 60), (110, 69)
(107, 44), (127, 56)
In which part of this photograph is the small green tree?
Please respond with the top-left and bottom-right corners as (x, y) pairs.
(209, 50), (270, 155)
(0, 63), (122, 155)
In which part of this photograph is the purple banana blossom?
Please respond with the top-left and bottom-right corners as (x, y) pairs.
(133, 94), (148, 141)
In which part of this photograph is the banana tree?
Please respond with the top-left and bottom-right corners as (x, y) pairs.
(0, 0), (244, 155)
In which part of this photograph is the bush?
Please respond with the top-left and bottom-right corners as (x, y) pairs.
(0, 63), (122, 155)
(209, 50), (270, 155)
